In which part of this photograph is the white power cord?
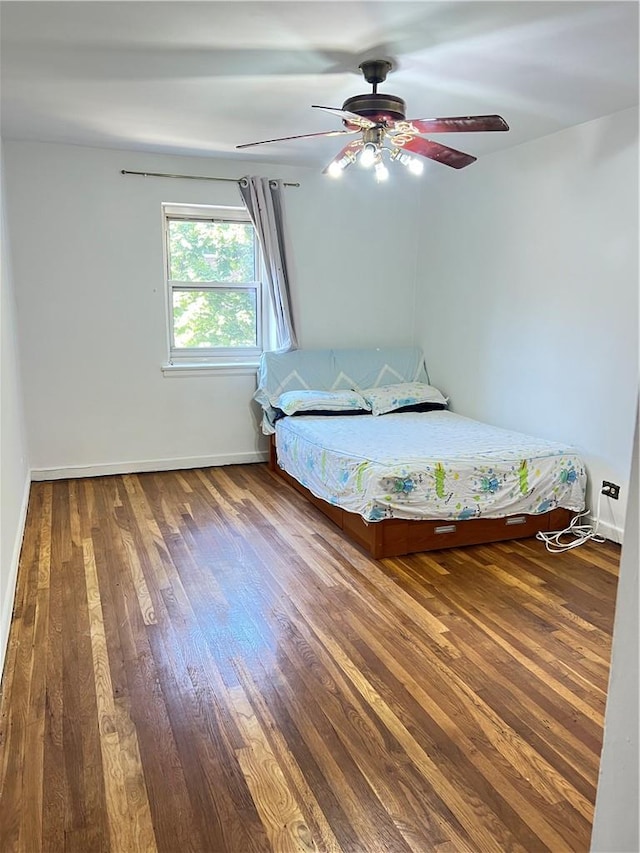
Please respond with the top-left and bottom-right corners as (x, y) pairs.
(536, 491), (606, 553)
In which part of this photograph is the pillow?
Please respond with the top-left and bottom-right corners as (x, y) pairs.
(275, 389), (371, 416)
(361, 382), (448, 416)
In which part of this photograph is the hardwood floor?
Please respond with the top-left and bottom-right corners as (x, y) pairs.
(0, 464), (620, 852)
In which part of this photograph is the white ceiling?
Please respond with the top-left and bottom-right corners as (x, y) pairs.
(1, 1), (638, 170)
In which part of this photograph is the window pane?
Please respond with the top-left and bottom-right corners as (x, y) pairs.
(168, 219), (255, 282)
(172, 290), (257, 348)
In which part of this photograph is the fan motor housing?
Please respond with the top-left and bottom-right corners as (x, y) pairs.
(342, 93), (407, 126)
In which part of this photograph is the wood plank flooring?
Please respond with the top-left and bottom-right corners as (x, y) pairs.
(0, 464), (620, 852)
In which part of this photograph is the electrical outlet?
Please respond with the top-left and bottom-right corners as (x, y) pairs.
(601, 480), (620, 499)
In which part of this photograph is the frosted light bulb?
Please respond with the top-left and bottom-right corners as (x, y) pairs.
(360, 144), (376, 168)
(408, 157), (424, 175)
(327, 160), (343, 178)
(374, 161), (389, 182)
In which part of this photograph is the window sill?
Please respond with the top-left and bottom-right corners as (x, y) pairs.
(161, 362), (260, 378)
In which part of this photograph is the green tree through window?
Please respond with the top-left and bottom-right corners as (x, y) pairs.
(165, 208), (263, 355)
(169, 220), (254, 282)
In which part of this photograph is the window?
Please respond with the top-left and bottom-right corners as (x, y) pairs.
(163, 203), (270, 367)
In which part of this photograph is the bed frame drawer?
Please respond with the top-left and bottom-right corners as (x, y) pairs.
(375, 512), (565, 558)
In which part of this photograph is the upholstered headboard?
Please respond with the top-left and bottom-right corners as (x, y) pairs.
(254, 346), (429, 434)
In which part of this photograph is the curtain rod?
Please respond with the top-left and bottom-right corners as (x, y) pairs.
(120, 169), (300, 187)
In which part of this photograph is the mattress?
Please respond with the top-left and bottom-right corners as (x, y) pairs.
(274, 410), (586, 522)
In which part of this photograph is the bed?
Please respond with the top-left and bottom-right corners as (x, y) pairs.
(254, 347), (585, 558)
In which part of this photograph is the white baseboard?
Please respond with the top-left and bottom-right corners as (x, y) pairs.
(0, 473), (31, 684)
(597, 518), (624, 546)
(30, 450), (269, 481)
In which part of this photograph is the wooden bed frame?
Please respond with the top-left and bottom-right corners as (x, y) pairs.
(268, 436), (573, 559)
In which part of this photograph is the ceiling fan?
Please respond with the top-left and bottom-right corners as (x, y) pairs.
(237, 59), (509, 180)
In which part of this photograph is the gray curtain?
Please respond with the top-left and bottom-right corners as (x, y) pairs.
(239, 176), (298, 352)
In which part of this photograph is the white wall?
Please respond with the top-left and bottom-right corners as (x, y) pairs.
(3, 141), (421, 477)
(0, 142), (30, 679)
(591, 401), (639, 851)
(415, 108), (638, 540)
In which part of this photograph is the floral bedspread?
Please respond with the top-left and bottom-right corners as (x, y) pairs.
(274, 410), (586, 522)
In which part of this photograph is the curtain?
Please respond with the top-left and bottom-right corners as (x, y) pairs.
(239, 176), (298, 352)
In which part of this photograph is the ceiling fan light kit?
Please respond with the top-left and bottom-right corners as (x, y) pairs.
(237, 59), (509, 182)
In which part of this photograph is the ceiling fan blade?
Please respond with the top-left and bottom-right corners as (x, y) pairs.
(311, 105), (377, 129)
(397, 136), (477, 169)
(403, 115), (509, 134)
(322, 139), (364, 175)
(236, 128), (358, 149)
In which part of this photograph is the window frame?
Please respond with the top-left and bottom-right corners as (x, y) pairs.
(162, 202), (268, 368)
